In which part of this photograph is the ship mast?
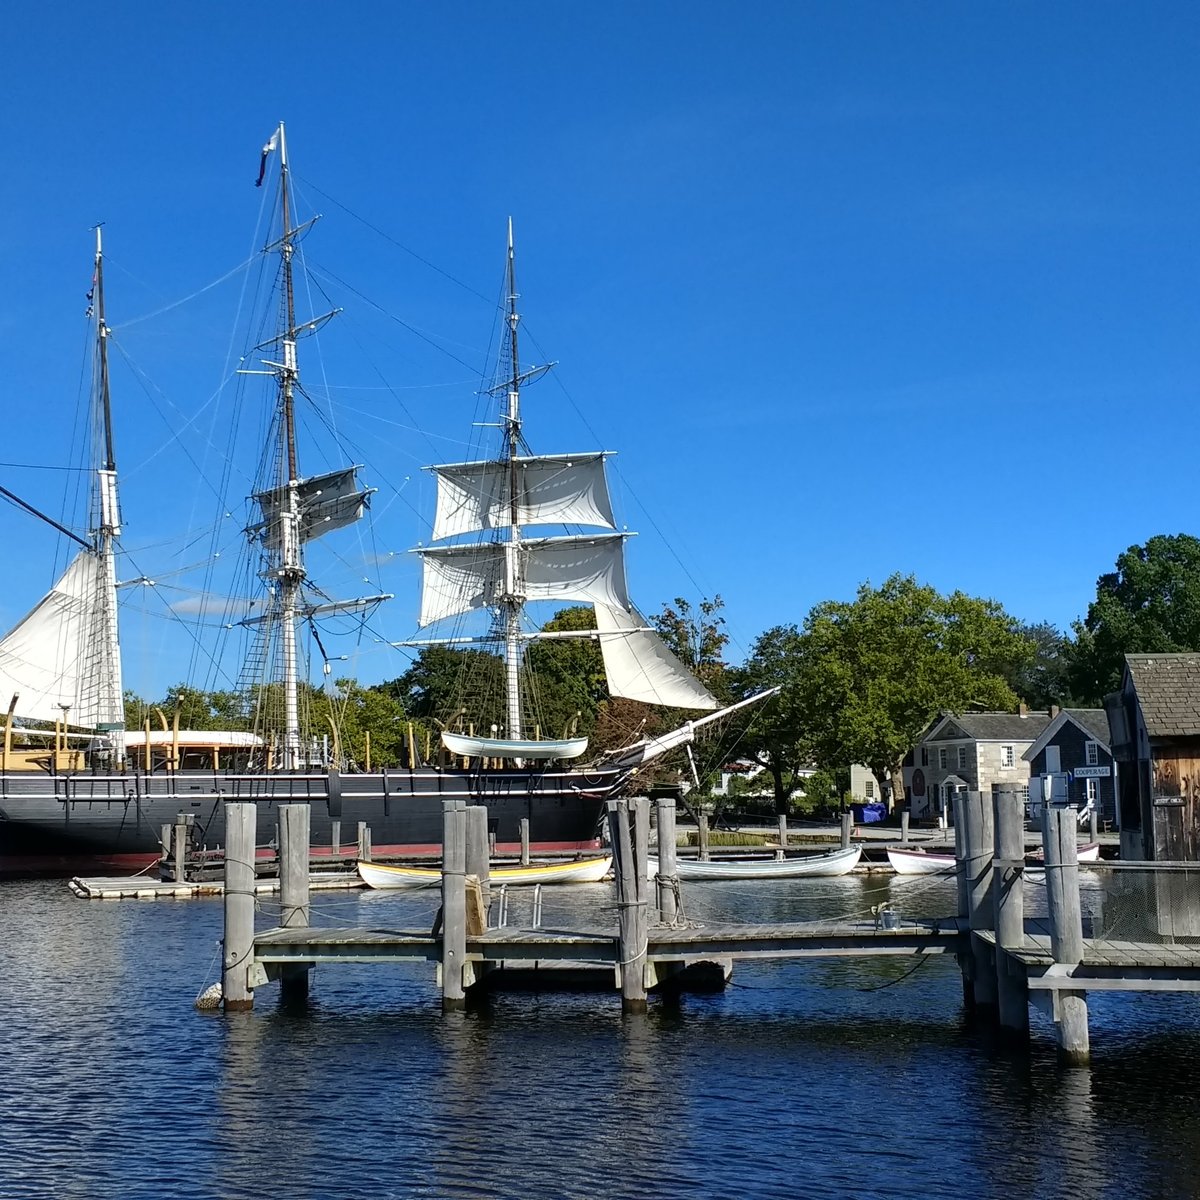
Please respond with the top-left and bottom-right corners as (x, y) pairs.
(92, 226), (125, 763)
(274, 122), (305, 771)
(501, 219), (525, 742)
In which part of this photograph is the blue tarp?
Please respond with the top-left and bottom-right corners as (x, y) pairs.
(851, 802), (887, 824)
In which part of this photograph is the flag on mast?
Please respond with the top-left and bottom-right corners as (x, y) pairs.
(255, 127), (281, 187)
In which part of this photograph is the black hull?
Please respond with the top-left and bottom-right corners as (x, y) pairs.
(0, 765), (627, 876)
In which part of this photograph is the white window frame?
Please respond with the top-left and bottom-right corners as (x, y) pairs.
(1085, 778), (1098, 807)
(939, 748), (948, 770)
(864, 780), (874, 798)
(1000, 744), (1015, 768)
(958, 746), (968, 771)
(1085, 741), (1099, 767)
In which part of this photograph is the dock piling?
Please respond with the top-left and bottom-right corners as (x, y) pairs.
(963, 790), (997, 1013)
(900, 811), (910, 844)
(356, 821), (372, 862)
(1043, 805), (1089, 1064)
(992, 785), (1029, 1037)
(465, 804), (491, 911)
(278, 802), (311, 1004)
(519, 817), (530, 866)
(222, 801), (257, 1012)
(655, 789), (679, 925)
(173, 811), (194, 882)
(608, 798), (648, 1013)
(840, 812), (852, 850)
(697, 813), (710, 862)
(440, 799), (468, 1011)
(776, 813), (788, 861)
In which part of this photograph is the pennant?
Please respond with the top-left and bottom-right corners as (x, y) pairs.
(255, 128), (280, 187)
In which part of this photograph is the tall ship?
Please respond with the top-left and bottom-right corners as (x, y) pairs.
(0, 125), (766, 875)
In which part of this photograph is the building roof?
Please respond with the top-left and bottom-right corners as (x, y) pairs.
(1022, 708), (1109, 762)
(927, 711), (1051, 742)
(1125, 653), (1200, 738)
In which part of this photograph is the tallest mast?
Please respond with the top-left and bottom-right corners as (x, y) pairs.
(273, 122), (305, 769)
(501, 219), (524, 743)
(92, 227), (125, 763)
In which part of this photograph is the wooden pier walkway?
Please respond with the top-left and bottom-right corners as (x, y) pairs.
(213, 789), (1200, 1066)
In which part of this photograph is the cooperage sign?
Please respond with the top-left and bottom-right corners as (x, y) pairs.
(1073, 765), (1111, 779)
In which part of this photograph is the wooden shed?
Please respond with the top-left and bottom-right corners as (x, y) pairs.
(1104, 652), (1200, 862)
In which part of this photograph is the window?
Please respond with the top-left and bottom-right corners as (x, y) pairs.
(939, 748), (948, 770)
(921, 747), (928, 766)
(865, 780), (874, 798)
(1086, 741), (1099, 767)
(958, 746), (968, 771)
(1085, 778), (1098, 808)
(1000, 745), (1015, 768)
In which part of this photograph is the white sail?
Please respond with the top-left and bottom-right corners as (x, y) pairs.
(252, 466), (372, 546)
(430, 453), (615, 541)
(419, 533), (630, 627)
(0, 550), (119, 726)
(594, 603), (719, 711)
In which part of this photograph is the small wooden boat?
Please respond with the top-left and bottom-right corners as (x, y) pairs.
(646, 844), (862, 880)
(1026, 842), (1101, 864)
(888, 841), (1102, 876)
(356, 855), (612, 890)
(440, 731), (589, 760)
(887, 846), (956, 876)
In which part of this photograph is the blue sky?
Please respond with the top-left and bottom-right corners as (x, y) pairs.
(1, 2), (1197, 699)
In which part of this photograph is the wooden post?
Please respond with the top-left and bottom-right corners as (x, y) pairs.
(840, 811), (852, 850)
(963, 790), (997, 1013)
(407, 721), (417, 767)
(608, 799), (647, 1013)
(173, 811), (193, 883)
(519, 817), (531, 866)
(279, 802), (311, 1004)
(951, 791), (973, 1009)
(900, 811), (910, 844)
(222, 801), (257, 1011)
(465, 804), (491, 912)
(655, 790), (679, 924)
(1044, 805), (1089, 1064)
(776, 813), (788, 861)
(2, 693), (17, 771)
(143, 716), (152, 772)
(441, 799), (468, 1011)
(364, 730), (371, 772)
(1089, 804), (1099, 843)
(171, 708), (181, 771)
(330, 819), (342, 862)
(992, 785), (1029, 1037)
(160, 823), (173, 878)
(697, 813), (710, 861)
(357, 821), (372, 862)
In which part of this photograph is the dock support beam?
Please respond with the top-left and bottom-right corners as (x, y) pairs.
(441, 799), (468, 1011)
(279, 803), (311, 1005)
(1044, 805), (1089, 1064)
(900, 811), (910, 844)
(357, 821), (372, 862)
(954, 791), (996, 1014)
(992, 785), (1029, 1038)
(465, 804), (491, 913)
(655, 789), (680, 925)
(519, 817), (530, 866)
(222, 801), (257, 1012)
(609, 798), (648, 1013)
(776, 813), (788, 861)
(840, 811), (852, 851)
(697, 812), (710, 862)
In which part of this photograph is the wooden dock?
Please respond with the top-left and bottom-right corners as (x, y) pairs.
(210, 788), (1200, 1065)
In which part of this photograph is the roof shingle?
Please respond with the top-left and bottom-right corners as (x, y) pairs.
(1125, 653), (1200, 738)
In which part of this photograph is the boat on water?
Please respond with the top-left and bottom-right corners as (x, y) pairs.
(646, 844), (862, 880)
(356, 854), (613, 890)
(887, 841), (1102, 876)
(0, 124), (769, 876)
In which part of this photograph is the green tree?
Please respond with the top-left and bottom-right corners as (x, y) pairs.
(1069, 534), (1200, 704)
(1006, 621), (1077, 710)
(653, 595), (732, 701)
(795, 574), (1032, 811)
(523, 606), (607, 737)
(308, 679), (411, 767)
(379, 646), (506, 731)
(733, 624), (815, 815)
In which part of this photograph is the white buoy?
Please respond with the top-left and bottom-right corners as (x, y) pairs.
(194, 981), (223, 1011)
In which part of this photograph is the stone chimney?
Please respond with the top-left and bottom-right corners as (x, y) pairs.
(1049, 704), (1061, 719)
(1018, 702), (1028, 717)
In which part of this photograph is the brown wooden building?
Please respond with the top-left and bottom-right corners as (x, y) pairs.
(1105, 652), (1200, 862)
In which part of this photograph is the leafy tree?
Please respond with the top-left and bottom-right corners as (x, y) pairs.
(653, 595), (732, 702)
(308, 679), (411, 767)
(523, 606), (607, 737)
(1006, 621), (1077, 710)
(379, 646), (506, 732)
(732, 624), (815, 815)
(795, 574), (1032, 811)
(1069, 534), (1200, 704)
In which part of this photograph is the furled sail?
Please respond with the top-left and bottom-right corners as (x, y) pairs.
(0, 550), (119, 726)
(252, 466), (372, 546)
(419, 533), (630, 627)
(594, 603), (719, 711)
(430, 453), (616, 542)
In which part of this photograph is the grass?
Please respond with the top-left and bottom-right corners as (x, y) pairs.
(682, 830), (774, 847)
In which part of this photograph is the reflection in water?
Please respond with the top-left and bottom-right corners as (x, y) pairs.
(2, 878), (1200, 1198)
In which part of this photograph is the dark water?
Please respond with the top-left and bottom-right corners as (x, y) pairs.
(3, 874), (1200, 1200)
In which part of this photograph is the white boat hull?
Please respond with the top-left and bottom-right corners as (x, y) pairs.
(356, 855), (613, 890)
(646, 845), (862, 881)
(887, 847), (956, 876)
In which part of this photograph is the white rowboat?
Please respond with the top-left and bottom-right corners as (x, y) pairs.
(646, 845), (862, 881)
(356, 855), (612, 890)
(888, 842), (1102, 876)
